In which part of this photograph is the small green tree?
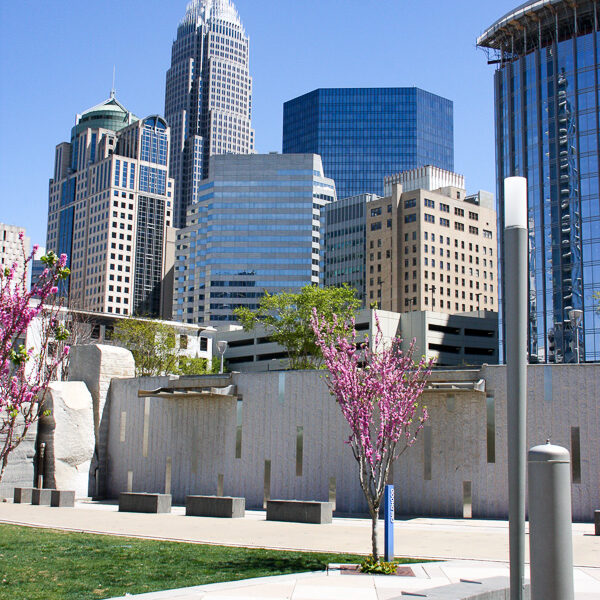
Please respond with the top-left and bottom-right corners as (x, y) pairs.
(113, 318), (179, 377)
(178, 356), (222, 375)
(234, 285), (360, 369)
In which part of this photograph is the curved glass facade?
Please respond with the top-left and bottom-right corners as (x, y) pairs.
(481, 1), (600, 362)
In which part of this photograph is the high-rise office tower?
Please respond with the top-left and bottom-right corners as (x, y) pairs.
(174, 154), (335, 324)
(323, 194), (380, 304)
(478, 0), (600, 362)
(46, 95), (174, 317)
(364, 166), (497, 315)
(165, 0), (255, 229)
(282, 88), (454, 200)
(0, 223), (30, 281)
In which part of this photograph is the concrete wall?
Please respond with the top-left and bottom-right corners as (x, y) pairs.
(68, 344), (135, 496)
(104, 364), (600, 521)
(0, 418), (37, 498)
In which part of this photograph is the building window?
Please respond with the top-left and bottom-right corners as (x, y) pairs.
(455, 222), (465, 231)
(424, 214), (435, 223)
(404, 213), (416, 223)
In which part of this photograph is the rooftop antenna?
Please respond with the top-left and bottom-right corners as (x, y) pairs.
(110, 66), (116, 99)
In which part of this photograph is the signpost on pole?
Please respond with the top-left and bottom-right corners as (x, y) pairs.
(384, 484), (394, 562)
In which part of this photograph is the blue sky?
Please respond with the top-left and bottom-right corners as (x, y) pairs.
(0, 0), (518, 247)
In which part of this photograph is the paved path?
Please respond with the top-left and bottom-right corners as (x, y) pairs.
(102, 561), (600, 600)
(1, 501), (599, 599)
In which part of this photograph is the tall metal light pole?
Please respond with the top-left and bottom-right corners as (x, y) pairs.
(504, 177), (528, 600)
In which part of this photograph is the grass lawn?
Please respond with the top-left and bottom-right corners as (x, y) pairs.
(0, 524), (423, 600)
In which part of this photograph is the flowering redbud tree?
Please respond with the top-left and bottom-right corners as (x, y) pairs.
(311, 309), (433, 560)
(0, 234), (70, 484)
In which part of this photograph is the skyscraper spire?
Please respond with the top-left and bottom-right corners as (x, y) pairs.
(165, 0), (255, 229)
(110, 65), (116, 99)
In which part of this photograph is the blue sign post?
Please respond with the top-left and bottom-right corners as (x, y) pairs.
(384, 484), (394, 562)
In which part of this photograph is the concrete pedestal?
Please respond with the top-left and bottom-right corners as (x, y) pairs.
(51, 490), (75, 507)
(266, 500), (333, 524)
(32, 488), (52, 505)
(13, 487), (34, 503)
(118, 492), (171, 514)
(186, 495), (245, 518)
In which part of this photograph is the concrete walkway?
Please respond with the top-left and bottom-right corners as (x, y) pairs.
(1, 501), (599, 599)
(103, 561), (600, 600)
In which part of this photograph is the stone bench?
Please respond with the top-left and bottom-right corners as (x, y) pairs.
(51, 490), (75, 507)
(185, 495), (245, 518)
(266, 500), (333, 524)
(32, 488), (52, 506)
(118, 493), (172, 514)
(14, 487), (76, 507)
(13, 487), (35, 504)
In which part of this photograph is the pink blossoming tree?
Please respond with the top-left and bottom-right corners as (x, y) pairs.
(0, 234), (70, 483)
(312, 309), (432, 560)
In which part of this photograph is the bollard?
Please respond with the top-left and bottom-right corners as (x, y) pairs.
(36, 442), (46, 489)
(528, 442), (574, 600)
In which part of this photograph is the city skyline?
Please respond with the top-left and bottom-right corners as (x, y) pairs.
(1, 0), (519, 247)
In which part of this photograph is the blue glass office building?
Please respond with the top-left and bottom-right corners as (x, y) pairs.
(479, 0), (600, 362)
(282, 88), (454, 200)
(174, 154), (335, 324)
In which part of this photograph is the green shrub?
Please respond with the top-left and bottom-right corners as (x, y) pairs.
(359, 555), (399, 574)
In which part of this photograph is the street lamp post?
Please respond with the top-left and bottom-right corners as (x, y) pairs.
(216, 340), (228, 374)
(504, 177), (528, 600)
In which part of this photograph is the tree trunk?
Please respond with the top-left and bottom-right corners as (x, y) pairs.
(370, 507), (379, 560)
(0, 454), (8, 485)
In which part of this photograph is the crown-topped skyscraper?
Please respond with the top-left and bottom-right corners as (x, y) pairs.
(165, 0), (255, 229)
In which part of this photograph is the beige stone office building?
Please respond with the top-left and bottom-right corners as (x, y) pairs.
(0, 223), (30, 280)
(366, 166), (497, 314)
(46, 95), (175, 317)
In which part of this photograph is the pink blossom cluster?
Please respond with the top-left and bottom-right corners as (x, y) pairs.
(0, 234), (70, 482)
(311, 309), (432, 467)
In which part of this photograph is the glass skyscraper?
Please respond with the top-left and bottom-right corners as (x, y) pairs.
(174, 154), (335, 324)
(479, 0), (600, 362)
(282, 88), (454, 200)
(165, 0), (255, 229)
